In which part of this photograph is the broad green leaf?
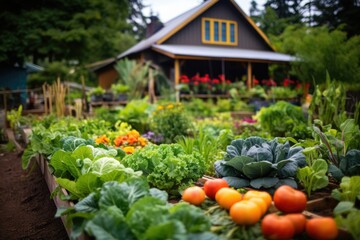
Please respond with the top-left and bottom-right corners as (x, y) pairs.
(274, 141), (290, 163)
(214, 160), (242, 178)
(243, 161), (273, 179)
(328, 164), (344, 182)
(246, 146), (273, 162)
(149, 188), (168, 202)
(143, 220), (186, 240)
(72, 145), (94, 161)
(250, 177), (279, 189)
(275, 178), (298, 189)
(99, 178), (149, 214)
(126, 197), (169, 239)
(312, 159), (328, 175)
(311, 175), (329, 191)
(340, 119), (359, 153)
(224, 156), (253, 172)
(169, 203), (211, 233)
(76, 173), (102, 198)
(92, 157), (122, 175)
(278, 161), (299, 178)
(222, 176), (250, 188)
(85, 206), (136, 240)
(333, 201), (354, 215)
(275, 159), (294, 170)
(21, 147), (38, 170)
(56, 178), (82, 199)
(75, 192), (99, 213)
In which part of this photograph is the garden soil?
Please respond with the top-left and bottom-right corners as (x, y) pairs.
(0, 150), (68, 240)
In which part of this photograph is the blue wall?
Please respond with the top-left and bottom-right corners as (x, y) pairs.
(0, 66), (28, 109)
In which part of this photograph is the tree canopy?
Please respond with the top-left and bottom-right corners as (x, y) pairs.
(0, 0), (143, 66)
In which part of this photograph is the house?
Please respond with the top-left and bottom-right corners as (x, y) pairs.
(91, 0), (294, 94)
(0, 62), (43, 109)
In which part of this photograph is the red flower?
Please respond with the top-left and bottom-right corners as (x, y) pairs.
(212, 79), (220, 84)
(254, 79), (259, 85)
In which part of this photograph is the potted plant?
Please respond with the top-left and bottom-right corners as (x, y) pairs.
(111, 83), (129, 101)
(88, 86), (105, 102)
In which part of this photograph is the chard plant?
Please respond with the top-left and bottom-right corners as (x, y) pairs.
(214, 137), (306, 191)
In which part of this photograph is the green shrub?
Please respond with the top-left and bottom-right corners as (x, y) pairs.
(118, 99), (151, 133)
(255, 101), (311, 139)
(150, 103), (193, 143)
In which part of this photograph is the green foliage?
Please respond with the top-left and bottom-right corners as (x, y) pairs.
(122, 144), (207, 196)
(335, 209), (360, 240)
(114, 59), (150, 100)
(177, 128), (233, 175)
(311, 119), (360, 180)
(150, 103), (193, 143)
(331, 176), (360, 203)
(6, 105), (23, 130)
(278, 26), (360, 84)
(51, 145), (139, 200)
(21, 116), (111, 169)
(118, 99), (151, 133)
(0, 0), (135, 65)
(88, 86), (105, 96)
(308, 76), (347, 128)
(183, 99), (216, 117)
(60, 178), (216, 240)
(214, 137), (306, 191)
(111, 83), (129, 94)
(296, 159), (329, 197)
(268, 87), (299, 99)
(93, 107), (120, 128)
(256, 101), (311, 139)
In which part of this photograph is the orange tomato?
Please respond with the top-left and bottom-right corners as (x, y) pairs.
(182, 186), (205, 205)
(215, 188), (243, 210)
(248, 197), (268, 215)
(203, 179), (229, 199)
(306, 217), (338, 240)
(230, 200), (262, 225)
(285, 213), (307, 235)
(243, 190), (272, 208)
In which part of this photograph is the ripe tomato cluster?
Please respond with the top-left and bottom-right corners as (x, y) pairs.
(182, 181), (339, 240)
(263, 185), (338, 240)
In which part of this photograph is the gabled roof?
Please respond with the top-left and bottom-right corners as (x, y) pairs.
(117, 0), (275, 60)
(152, 45), (295, 63)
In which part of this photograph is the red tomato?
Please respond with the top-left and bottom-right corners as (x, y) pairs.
(273, 185), (307, 213)
(306, 217), (338, 240)
(262, 213), (295, 240)
(285, 213), (307, 235)
(182, 186), (205, 205)
(203, 179), (229, 199)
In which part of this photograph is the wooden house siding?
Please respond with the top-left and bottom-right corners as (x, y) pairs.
(98, 67), (118, 90)
(164, 0), (271, 51)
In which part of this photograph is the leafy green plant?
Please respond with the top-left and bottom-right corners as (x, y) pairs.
(331, 176), (360, 204)
(255, 101), (311, 139)
(6, 105), (23, 130)
(118, 99), (151, 133)
(312, 119), (360, 180)
(150, 103), (193, 143)
(268, 86), (299, 99)
(335, 209), (360, 240)
(50, 144), (138, 200)
(114, 58), (150, 100)
(123, 144), (206, 196)
(111, 83), (129, 94)
(59, 178), (216, 240)
(308, 74), (347, 129)
(214, 137), (306, 191)
(177, 128), (233, 175)
(88, 86), (105, 96)
(296, 159), (329, 197)
(183, 99), (216, 118)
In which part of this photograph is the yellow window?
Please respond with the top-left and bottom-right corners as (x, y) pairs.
(202, 18), (237, 46)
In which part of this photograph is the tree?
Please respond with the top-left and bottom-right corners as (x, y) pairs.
(0, 0), (136, 65)
(311, 0), (360, 37)
(277, 26), (360, 84)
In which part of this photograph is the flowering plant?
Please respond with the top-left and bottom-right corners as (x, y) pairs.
(95, 129), (148, 154)
(180, 73), (231, 94)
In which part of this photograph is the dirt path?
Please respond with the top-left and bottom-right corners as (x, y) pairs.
(0, 150), (68, 239)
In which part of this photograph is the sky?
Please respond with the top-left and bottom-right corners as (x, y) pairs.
(142, 0), (267, 23)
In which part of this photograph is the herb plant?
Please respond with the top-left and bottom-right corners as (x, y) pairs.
(214, 137), (306, 191)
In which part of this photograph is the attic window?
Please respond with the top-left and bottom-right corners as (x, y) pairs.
(202, 18), (237, 46)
